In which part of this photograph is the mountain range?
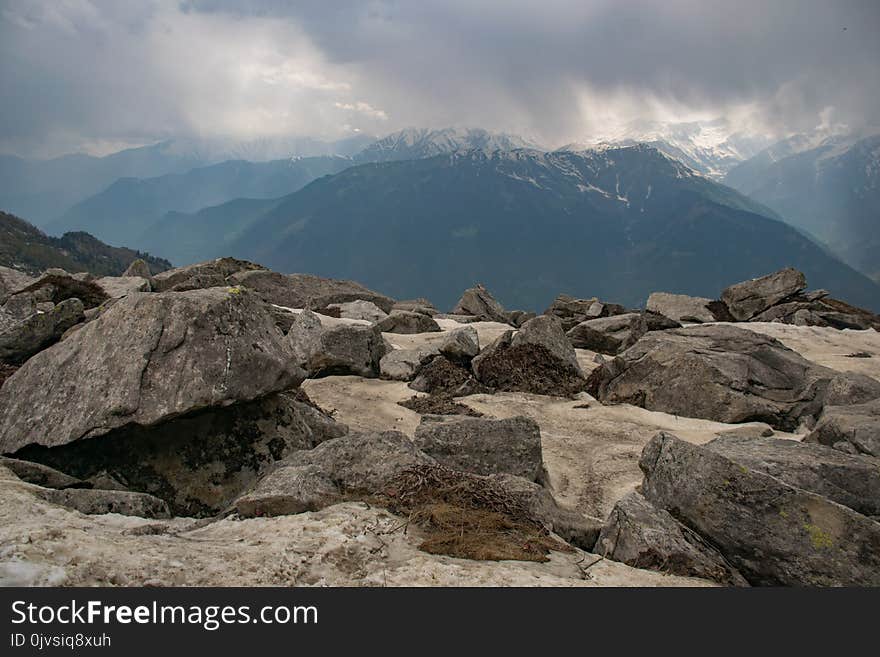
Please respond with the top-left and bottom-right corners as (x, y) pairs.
(199, 145), (879, 311)
(725, 132), (880, 282)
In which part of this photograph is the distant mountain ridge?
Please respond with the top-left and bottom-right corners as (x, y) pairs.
(354, 127), (541, 163)
(205, 144), (880, 312)
(49, 156), (354, 251)
(0, 211), (170, 277)
(726, 132), (880, 282)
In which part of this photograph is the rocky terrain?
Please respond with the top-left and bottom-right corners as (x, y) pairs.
(1, 259), (879, 587)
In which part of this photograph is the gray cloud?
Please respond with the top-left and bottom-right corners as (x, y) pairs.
(2, 0), (878, 157)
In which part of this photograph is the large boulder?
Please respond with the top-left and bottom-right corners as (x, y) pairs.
(379, 347), (435, 381)
(409, 355), (489, 396)
(596, 491), (748, 586)
(471, 315), (586, 396)
(0, 287), (304, 453)
(287, 310), (387, 378)
(122, 259), (152, 278)
(451, 284), (509, 323)
(229, 270), (395, 314)
(413, 416), (544, 482)
(235, 464), (340, 517)
(646, 292), (715, 324)
(14, 392), (345, 516)
(438, 326), (480, 364)
(0, 266), (35, 303)
(94, 276), (151, 298)
(393, 298), (438, 316)
(11, 274), (107, 309)
(373, 310), (441, 334)
(545, 294), (627, 330)
(805, 400), (880, 458)
(151, 257), (265, 292)
(705, 434), (880, 518)
(750, 295), (880, 331)
(586, 324), (880, 431)
(639, 432), (880, 586)
(35, 487), (171, 519)
(326, 300), (388, 322)
(720, 268), (807, 321)
(566, 312), (679, 355)
(0, 456), (83, 489)
(0, 298), (84, 364)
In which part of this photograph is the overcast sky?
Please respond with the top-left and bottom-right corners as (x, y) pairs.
(1, 0), (878, 158)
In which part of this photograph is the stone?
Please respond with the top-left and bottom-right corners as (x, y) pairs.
(151, 257), (265, 292)
(639, 432), (880, 586)
(287, 310), (387, 378)
(0, 298), (84, 364)
(123, 259), (152, 278)
(373, 310), (441, 334)
(35, 488), (170, 519)
(282, 430), (437, 495)
(805, 400), (880, 458)
(471, 316), (586, 396)
(392, 298), (438, 316)
(586, 324), (880, 431)
(507, 310), (537, 327)
(229, 270), (395, 313)
(0, 266), (36, 303)
(0, 456), (82, 489)
(380, 348), (435, 381)
(720, 268), (807, 321)
(10, 274), (107, 309)
(0, 287), (305, 453)
(235, 464), (341, 517)
(646, 292), (715, 324)
(705, 434), (880, 517)
(95, 276), (151, 298)
(326, 300), (388, 322)
(413, 416), (544, 482)
(451, 284), (509, 323)
(566, 313), (641, 354)
(596, 491), (748, 586)
(438, 326), (480, 364)
(13, 392), (345, 516)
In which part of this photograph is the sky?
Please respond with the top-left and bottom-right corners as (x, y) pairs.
(1, 0), (878, 158)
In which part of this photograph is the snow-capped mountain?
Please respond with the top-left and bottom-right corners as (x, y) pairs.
(559, 119), (773, 180)
(353, 127), (541, 163)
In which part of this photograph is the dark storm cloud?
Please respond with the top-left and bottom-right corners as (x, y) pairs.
(2, 0), (878, 157)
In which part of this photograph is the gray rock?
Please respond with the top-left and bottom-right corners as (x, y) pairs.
(567, 312), (680, 355)
(379, 347), (435, 381)
(413, 416), (544, 482)
(438, 326), (480, 364)
(545, 294), (598, 330)
(705, 434), (880, 517)
(327, 300), (388, 322)
(720, 268), (807, 321)
(373, 310), (441, 334)
(587, 324), (880, 431)
(596, 491), (748, 586)
(95, 276), (151, 298)
(512, 314), (582, 373)
(287, 310), (387, 378)
(235, 464), (341, 517)
(0, 297), (84, 364)
(393, 298), (438, 316)
(282, 430), (437, 494)
(123, 259), (152, 278)
(0, 266), (36, 304)
(151, 257), (265, 292)
(639, 432), (880, 586)
(433, 313), (482, 324)
(230, 270), (395, 313)
(646, 292), (715, 324)
(507, 310), (537, 327)
(472, 316), (586, 396)
(0, 287), (304, 453)
(451, 284), (509, 323)
(805, 400), (880, 458)
(13, 392), (345, 516)
(0, 456), (82, 489)
(36, 488), (170, 519)
(490, 473), (603, 550)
